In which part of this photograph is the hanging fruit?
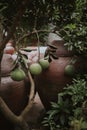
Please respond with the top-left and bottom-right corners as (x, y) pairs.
(64, 64), (75, 77)
(39, 58), (50, 69)
(29, 63), (42, 75)
(10, 68), (26, 81)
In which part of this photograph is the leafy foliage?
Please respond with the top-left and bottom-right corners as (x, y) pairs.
(1, 0), (87, 55)
(0, 0), (76, 29)
(59, 23), (87, 56)
(63, 78), (87, 106)
(58, 0), (87, 56)
(42, 76), (87, 130)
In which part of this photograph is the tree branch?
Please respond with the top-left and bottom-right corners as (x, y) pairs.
(0, 97), (29, 130)
(0, 69), (35, 130)
(0, 0), (30, 62)
(0, 0), (36, 130)
(20, 71), (35, 118)
(16, 29), (50, 45)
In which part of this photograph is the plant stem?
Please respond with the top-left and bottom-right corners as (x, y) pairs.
(34, 28), (40, 62)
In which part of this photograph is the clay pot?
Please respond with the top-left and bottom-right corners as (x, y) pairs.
(35, 37), (87, 110)
(0, 54), (30, 129)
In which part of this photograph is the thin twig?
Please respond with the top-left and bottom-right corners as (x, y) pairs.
(16, 29), (51, 45)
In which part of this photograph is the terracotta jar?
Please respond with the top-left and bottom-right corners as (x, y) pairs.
(35, 34), (87, 110)
(0, 54), (30, 129)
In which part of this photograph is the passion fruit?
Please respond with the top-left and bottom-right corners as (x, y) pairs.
(10, 68), (26, 81)
(64, 64), (75, 76)
(39, 59), (50, 69)
(29, 63), (42, 75)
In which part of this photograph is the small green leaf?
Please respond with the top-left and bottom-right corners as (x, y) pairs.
(60, 115), (65, 125)
(42, 0), (45, 4)
(49, 110), (58, 119)
(51, 102), (59, 109)
(81, 121), (87, 129)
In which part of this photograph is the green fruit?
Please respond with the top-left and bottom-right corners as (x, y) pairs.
(10, 68), (26, 81)
(64, 64), (75, 76)
(29, 63), (42, 75)
(39, 59), (50, 69)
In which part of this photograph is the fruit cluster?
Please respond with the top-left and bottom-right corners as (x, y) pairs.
(10, 58), (50, 81)
(29, 58), (50, 75)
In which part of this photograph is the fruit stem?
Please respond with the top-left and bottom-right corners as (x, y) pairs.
(34, 28), (40, 62)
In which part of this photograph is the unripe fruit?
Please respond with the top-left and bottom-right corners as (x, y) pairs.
(39, 59), (50, 69)
(10, 68), (26, 81)
(4, 46), (15, 55)
(64, 64), (75, 76)
(29, 63), (42, 75)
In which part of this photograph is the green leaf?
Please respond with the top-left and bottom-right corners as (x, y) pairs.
(51, 102), (59, 109)
(49, 110), (59, 119)
(60, 115), (65, 125)
(42, 0), (45, 4)
(81, 121), (87, 129)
